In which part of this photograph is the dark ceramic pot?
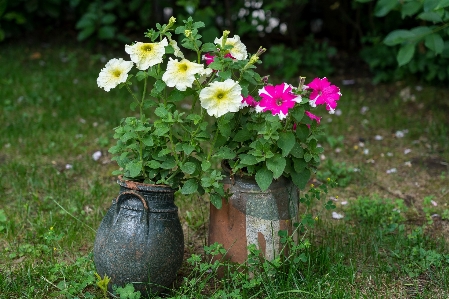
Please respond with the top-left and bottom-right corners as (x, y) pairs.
(94, 177), (184, 295)
(209, 168), (299, 263)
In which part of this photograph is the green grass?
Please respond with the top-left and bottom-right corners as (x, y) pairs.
(1, 38), (449, 298)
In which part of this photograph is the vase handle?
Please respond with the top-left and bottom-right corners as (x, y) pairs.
(116, 191), (148, 210)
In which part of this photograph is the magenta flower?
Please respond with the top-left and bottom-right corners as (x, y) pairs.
(203, 53), (215, 65)
(241, 95), (257, 108)
(257, 83), (301, 119)
(305, 111), (321, 124)
(307, 77), (341, 114)
(203, 53), (234, 66)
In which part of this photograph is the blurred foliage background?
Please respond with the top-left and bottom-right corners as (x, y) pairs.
(1, 0), (449, 84)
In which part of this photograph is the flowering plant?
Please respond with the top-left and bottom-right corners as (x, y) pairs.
(208, 76), (342, 198)
(97, 16), (341, 208)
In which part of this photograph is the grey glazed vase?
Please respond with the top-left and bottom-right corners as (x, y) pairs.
(93, 177), (184, 295)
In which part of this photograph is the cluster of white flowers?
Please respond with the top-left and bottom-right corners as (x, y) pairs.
(97, 27), (248, 118)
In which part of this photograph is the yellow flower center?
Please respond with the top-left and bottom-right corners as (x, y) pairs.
(141, 44), (153, 52)
(178, 63), (188, 72)
(214, 90), (226, 101)
(112, 69), (122, 78)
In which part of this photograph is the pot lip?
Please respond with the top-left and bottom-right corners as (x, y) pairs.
(117, 176), (173, 192)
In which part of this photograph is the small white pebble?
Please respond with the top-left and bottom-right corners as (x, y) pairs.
(75, 134), (83, 139)
(386, 168), (397, 174)
(335, 109), (342, 116)
(332, 212), (344, 220)
(404, 161), (412, 167)
(335, 148), (341, 153)
(341, 201), (348, 205)
(395, 131), (405, 138)
(329, 196), (338, 201)
(4, 143), (11, 148)
(79, 118), (86, 124)
(360, 106), (369, 114)
(359, 142), (365, 147)
(431, 200), (438, 207)
(431, 214), (440, 218)
(320, 154), (326, 160)
(387, 152), (393, 157)
(363, 149), (369, 155)
(353, 168), (360, 172)
(73, 79), (79, 84)
(404, 149), (412, 155)
(393, 208), (400, 213)
(93, 122), (98, 127)
(374, 135), (383, 141)
(65, 164), (73, 170)
(92, 151), (102, 161)
(366, 159), (375, 164)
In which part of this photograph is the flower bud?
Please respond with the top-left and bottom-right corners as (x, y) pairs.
(222, 30), (230, 48)
(184, 30), (192, 37)
(169, 16), (176, 26)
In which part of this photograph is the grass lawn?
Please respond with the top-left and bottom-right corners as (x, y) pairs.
(1, 37), (448, 298)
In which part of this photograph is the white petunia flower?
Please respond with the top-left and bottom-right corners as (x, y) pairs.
(214, 35), (247, 60)
(162, 58), (208, 91)
(169, 39), (184, 58)
(199, 79), (242, 117)
(125, 38), (168, 70)
(97, 58), (133, 92)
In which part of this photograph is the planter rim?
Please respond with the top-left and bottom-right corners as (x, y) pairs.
(117, 176), (173, 193)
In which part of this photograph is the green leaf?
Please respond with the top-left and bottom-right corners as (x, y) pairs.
(181, 179), (198, 195)
(201, 160), (211, 171)
(126, 160), (142, 178)
(436, 0), (449, 9)
(233, 130), (252, 142)
(423, 0), (440, 11)
(146, 160), (161, 169)
(266, 155), (286, 179)
(210, 193), (222, 209)
(418, 11), (443, 22)
(255, 167), (273, 191)
(101, 13), (116, 25)
(181, 162), (196, 174)
(77, 27), (95, 41)
(293, 158), (307, 173)
(201, 42), (217, 52)
(277, 132), (296, 157)
(290, 143), (304, 158)
(425, 33), (444, 54)
(182, 144), (195, 155)
(168, 89), (186, 102)
(150, 80), (166, 97)
(154, 106), (169, 117)
(374, 0), (399, 17)
(397, 43), (416, 66)
(401, 1), (423, 18)
(160, 157), (176, 169)
(213, 146), (236, 159)
(410, 26), (433, 38)
(135, 71), (147, 81)
(295, 125), (309, 141)
(383, 30), (416, 46)
(290, 107), (305, 123)
(218, 70), (232, 80)
(98, 25), (115, 40)
(141, 136), (153, 146)
(291, 168), (310, 190)
(239, 154), (259, 165)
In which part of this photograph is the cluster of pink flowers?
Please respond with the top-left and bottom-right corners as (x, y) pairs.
(239, 77), (341, 124)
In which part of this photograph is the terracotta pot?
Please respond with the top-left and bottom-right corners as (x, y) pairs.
(93, 177), (184, 295)
(208, 170), (299, 263)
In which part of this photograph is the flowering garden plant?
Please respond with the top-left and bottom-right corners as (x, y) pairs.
(97, 16), (341, 208)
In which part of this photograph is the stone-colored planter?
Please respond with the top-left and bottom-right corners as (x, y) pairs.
(208, 172), (299, 263)
(94, 177), (184, 295)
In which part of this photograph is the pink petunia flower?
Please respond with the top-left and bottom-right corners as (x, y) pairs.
(257, 83), (301, 119)
(241, 95), (258, 108)
(203, 53), (235, 66)
(305, 111), (321, 124)
(307, 77), (341, 114)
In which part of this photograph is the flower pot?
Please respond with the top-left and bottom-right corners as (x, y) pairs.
(208, 170), (299, 263)
(93, 177), (184, 295)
